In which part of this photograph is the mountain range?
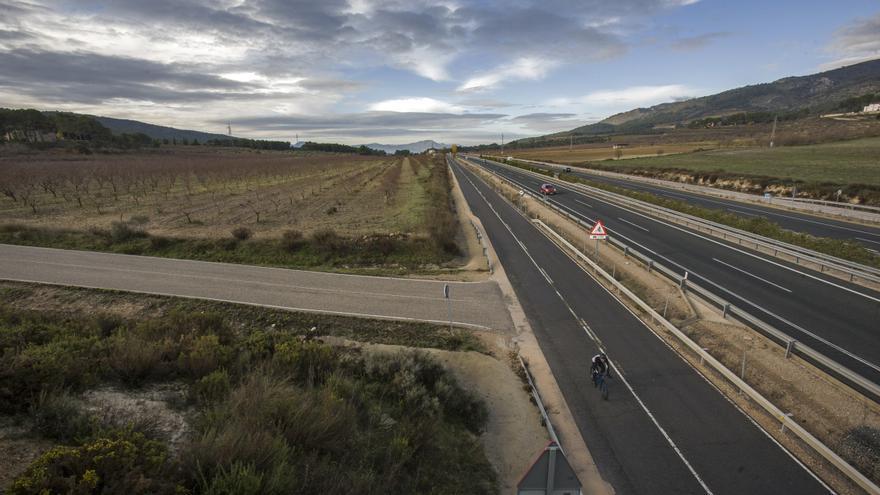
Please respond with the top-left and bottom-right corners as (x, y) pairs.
(364, 140), (449, 153)
(511, 58), (880, 147)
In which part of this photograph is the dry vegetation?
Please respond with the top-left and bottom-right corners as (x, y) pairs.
(0, 282), (502, 494)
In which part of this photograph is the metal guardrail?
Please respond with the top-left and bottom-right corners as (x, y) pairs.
(780, 196), (880, 214)
(461, 156), (880, 402)
(519, 355), (562, 449)
(531, 218), (880, 495)
(470, 155), (880, 286)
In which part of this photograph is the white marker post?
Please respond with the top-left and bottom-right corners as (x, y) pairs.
(443, 283), (451, 331)
(589, 220), (608, 258)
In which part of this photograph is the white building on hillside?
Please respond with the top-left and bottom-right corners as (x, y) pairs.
(863, 103), (880, 113)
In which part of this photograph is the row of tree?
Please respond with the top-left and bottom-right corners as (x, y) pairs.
(1, 108), (154, 150)
(298, 141), (387, 155)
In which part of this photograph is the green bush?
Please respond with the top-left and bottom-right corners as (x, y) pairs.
(311, 228), (346, 254)
(191, 369), (232, 405)
(9, 429), (182, 495)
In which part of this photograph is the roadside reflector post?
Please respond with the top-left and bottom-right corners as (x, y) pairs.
(663, 292), (670, 318)
(648, 260), (653, 272)
(785, 340), (797, 359)
(680, 271), (689, 291)
(741, 349), (747, 380)
(722, 303), (730, 319)
(624, 246), (629, 258)
(443, 284), (451, 331)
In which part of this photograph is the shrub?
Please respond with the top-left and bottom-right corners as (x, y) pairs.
(311, 229), (346, 254)
(30, 389), (95, 442)
(9, 429), (181, 495)
(280, 230), (304, 252)
(191, 369), (232, 405)
(179, 334), (230, 378)
(106, 332), (168, 386)
(325, 206), (338, 215)
(149, 235), (172, 250)
(231, 227), (253, 241)
(110, 221), (143, 243)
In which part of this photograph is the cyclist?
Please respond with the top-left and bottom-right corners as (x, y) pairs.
(590, 352), (611, 387)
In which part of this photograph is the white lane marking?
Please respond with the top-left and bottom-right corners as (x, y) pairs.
(856, 237), (880, 246)
(712, 258), (792, 293)
(543, 172), (880, 305)
(727, 208), (759, 217)
(476, 161), (880, 373)
(617, 217), (650, 232)
(575, 199), (594, 209)
(552, 245), (834, 494)
(457, 161), (714, 494)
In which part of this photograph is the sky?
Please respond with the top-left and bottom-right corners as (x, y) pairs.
(1, 0), (879, 145)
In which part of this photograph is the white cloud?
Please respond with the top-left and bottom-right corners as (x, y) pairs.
(458, 57), (557, 92)
(557, 84), (695, 107)
(368, 97), (465, 113)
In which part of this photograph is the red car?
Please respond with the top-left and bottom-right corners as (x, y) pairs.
(540, 183), (557, 195)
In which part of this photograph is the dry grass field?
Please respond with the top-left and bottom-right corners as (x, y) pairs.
(0, 148), (434, 239)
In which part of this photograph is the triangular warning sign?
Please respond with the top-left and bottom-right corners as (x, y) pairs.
(590, 220), (607, 236)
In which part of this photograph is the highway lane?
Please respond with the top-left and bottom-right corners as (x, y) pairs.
(518, 159), (880, 249)
(466, 157), (880, 388)
(449, 157), (830, 495)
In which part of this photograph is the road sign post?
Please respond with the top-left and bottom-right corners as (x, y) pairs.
(589, 220), (608, 259)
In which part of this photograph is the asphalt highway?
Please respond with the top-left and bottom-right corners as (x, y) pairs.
(449, 157), (830, 494)
(466, 156), (880, 391)
(520, 159), (880, 249)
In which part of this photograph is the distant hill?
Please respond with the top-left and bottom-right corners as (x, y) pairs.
(365, 140), (448, 154)
(94, 116), (234, 142)
(512, 58), (880, 146)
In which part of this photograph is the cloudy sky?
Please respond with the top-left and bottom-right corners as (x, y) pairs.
(1, 0), (878, 144)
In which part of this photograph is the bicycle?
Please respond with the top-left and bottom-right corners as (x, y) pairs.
(593, 371), (610, 400)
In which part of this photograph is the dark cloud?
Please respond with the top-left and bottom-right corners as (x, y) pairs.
(825, 13), (880, 68)
(669, 32), (730, 51)
(224, 111), (506, 132)
(0, 49), (296, 104)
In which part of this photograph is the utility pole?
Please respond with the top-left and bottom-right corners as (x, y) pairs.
(570, 135), (573, 151)
(227, 122), (232, 136)
(769, 115), (777, 148)
(501, 132), (505, 155)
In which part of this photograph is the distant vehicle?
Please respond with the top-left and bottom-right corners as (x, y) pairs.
(540, 183), (557, 195)
(564, 167), (572, 173)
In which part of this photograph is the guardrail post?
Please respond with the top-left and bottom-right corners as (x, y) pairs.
(785, 340), (797, 359)
(624, 246), (629, 258)
(722, 303), (730, 319)
(680, 271), (688, 291)
(781, 413), (794, 434)
(648, 260), (653, 272)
